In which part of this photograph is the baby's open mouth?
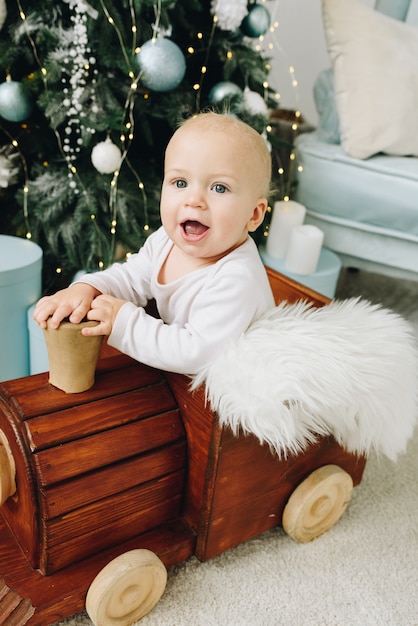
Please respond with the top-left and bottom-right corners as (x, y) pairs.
(181, 220), (209, 238)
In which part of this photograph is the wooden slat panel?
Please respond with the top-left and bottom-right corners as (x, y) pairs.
(41, 472), (185, 573)
(197, 431), (367, 561)
(209, 433), (366, 518)
(199, 492), (282, 560)
(25, 383), (177, 451)
(1, 356), (163, 420)
(41, 441), (186, 517)
(202, 430), (297, 517)
(164, 372), (218, 533)
(45, 471), (185, 545)
(33, 410), (184, 486)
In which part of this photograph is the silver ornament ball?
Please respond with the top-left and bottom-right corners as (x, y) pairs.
(208, 81), (242, 105)
(240, 4), (271, 38)
(136, 38), (186, 92)
(0, 80), (33, 122)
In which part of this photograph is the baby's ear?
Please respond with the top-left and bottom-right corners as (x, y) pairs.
(247, 197), (268, 232)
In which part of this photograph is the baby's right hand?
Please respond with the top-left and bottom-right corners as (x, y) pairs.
(33, 283), (101, 329)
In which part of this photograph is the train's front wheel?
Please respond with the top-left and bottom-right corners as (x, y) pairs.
(86, 549), (167, 625)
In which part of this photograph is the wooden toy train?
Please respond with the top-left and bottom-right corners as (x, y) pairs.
(0, 267), (366, 625)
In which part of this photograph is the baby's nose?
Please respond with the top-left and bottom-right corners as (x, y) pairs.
(185, 187), (206, 208)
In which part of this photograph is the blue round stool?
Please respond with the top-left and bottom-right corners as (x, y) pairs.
(0, 235), (43, 381)
(259, 247), (342, 299)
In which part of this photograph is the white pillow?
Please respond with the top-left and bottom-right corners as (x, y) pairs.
(322, 0), (418, 159)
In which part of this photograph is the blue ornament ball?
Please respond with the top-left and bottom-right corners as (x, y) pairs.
(136, 38), (186, 92)
(241, 4), (271, 38)
(0, 80), (33, 122)
(208, 81), (242, 105)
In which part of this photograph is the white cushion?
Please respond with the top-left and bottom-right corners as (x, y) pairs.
(322, 0), (418, 159)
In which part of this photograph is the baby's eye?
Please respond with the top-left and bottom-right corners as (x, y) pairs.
(175, 179), (187, 188)
(213, 183), (228, 194)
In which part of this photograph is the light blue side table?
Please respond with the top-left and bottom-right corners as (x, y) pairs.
(259, 247), (342, 298)
(0, 235), (43, 381)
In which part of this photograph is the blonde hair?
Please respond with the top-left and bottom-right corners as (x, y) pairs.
(175, 112), (272, 198)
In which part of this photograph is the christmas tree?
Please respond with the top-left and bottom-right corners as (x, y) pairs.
(0, 0), (285, 292)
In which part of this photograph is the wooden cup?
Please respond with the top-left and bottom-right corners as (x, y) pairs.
(43, 319), (104, 393)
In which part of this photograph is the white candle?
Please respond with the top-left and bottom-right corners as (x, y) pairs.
(285, 225), (324, 275)
(266, 200), (306, 259)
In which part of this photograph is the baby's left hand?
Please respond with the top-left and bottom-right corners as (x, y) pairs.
(83, 294), (126, 336)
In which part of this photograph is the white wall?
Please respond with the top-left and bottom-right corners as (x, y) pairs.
(267, 0), (374, 125)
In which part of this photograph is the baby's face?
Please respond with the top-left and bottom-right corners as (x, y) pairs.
(160, 124), (267, 266)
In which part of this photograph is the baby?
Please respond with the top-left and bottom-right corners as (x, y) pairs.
(34, 112), (275, 375)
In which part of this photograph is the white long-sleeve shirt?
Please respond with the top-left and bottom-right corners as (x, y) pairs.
(79, 227), (274, 375)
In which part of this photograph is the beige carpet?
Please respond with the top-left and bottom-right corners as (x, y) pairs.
(55, 269), (418, 626)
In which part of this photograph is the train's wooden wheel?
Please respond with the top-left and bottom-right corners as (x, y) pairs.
(86, 549), (167, 625)
(0, 429), (16, 505)
(282, 464), (353, 543)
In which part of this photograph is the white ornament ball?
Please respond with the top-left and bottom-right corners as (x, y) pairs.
(91, 138), (122, 174)
(136, 38), (186, 92)
(243, 87), (268, 116)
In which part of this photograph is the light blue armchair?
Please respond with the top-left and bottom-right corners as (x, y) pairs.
(294, 0), (418, 282)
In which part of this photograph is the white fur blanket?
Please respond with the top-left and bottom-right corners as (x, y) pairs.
(192, 298), (418, 461)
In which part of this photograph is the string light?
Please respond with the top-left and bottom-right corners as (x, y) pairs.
(98, 0), (132, 69)
(128, 0), (138, 52)
(192, 18), (218, 110)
